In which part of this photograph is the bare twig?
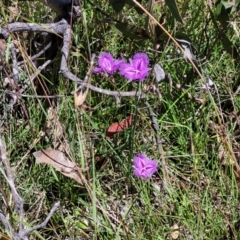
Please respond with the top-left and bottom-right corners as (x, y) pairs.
(1, 20), (68, 39)
(0, 209), (15, 237)
(0, 43), (20, 128)
(74, 53), (96, 93)
(18, 201), (60, 239)
(0, 59), (52, 127)
(1, 90), (66, 98)
(0, 135), (60, 239)
(73, 53), (95, 107)
(144, 101), (169, 189)
(0, 90), (18, 129)
(61, 27), (146, 98)
(1, 19), (146, 99)
(0, 135), (24, 231)
(10, 43), (19, 85)
(1, 43), (52, 70)
(1, 87), (146, 99)
(26, 59), (52, 89)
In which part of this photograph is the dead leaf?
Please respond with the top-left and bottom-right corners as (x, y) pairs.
(106, 114), (132, 140)
(33, 148), (82, 184)
(170, 223), (180, 239)
(74, 89), (88, 108)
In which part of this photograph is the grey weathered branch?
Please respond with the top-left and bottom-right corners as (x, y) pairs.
(1, 19), (68, 39)
(1, 19), (146, 99)
(18, 201), (60, 239)
(0, 136), (24, 229)
(60, 26), (146, 98)
(144, 101), (169, 189)
(0, 209), (15, 237)
(0, 135), (60, 239)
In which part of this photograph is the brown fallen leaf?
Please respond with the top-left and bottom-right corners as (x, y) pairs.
(33, 148), (82, 184)
(106, 114), (133, 140)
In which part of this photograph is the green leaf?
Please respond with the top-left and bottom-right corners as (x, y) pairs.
(109, 0), (126, 13)
(165, 0), (183, 23)
(126, 0), (144, 14)
(208, 5), (239, 59)
(221, 0), (235, 14)
(214, 2), (223, 17)
(220, 34), (239, 58)
(113, 22), (150, 40)
(221, 1), (233, 9)
(214, 2), (230, 29)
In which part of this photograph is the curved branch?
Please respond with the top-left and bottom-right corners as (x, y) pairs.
(60, 26), (147, 99)
(0, 19), (147, 99)
(1, 19), (68, 39)
(19, 202), (60, 238)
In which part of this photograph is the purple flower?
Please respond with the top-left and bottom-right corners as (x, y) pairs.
(93, 52), (123, 74)
(119, 53), (151, 81)
(133, 153), (158, 179)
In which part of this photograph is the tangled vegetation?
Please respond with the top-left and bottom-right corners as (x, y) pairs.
(0, 0), (240, 239)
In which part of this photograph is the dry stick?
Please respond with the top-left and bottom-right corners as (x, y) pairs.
(1, 90), (65, 98)
(1, 20), (68, 39)
(0, 208), (15, 237)
(21, 59), (52, 92)
(144, 101), (169, 189)
(0, 56), (52, 129)
(20, 42), (52, 66)
(10, 43), (19, 85)
(73, 53), (96, 93)
(0, 60), (53, 101)
(3, 41), (52, 69)
(76, 82), (146, 98)
(0, 135), (60, 239)
(0, 21), (68, 129)
(18, 202), (60, 239)
(0, 135), (24, 233)
(0, 43), (20, 128)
